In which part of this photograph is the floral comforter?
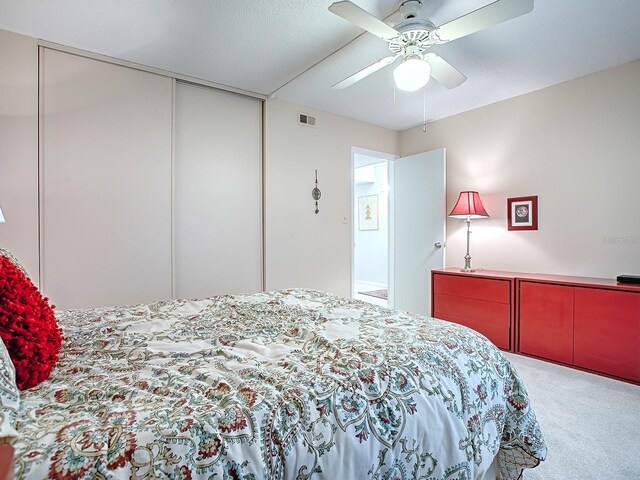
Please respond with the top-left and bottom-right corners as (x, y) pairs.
(13, 289), (546, 479)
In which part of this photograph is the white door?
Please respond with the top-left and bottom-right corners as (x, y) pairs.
(390, 148), (446, 315)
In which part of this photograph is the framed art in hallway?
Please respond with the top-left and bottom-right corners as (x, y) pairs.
(507, 196), (538, 231)
(358, 194), (379, 230)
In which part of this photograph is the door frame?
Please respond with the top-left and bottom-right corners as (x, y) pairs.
(350, 147), (398, 306)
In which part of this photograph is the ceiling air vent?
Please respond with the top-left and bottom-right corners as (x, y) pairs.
(298, 112), (316, 127)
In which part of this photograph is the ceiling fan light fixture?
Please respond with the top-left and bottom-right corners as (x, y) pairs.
(393, 56), (431, 91)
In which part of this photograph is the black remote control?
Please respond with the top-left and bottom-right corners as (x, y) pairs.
(617, 275), (640, 284)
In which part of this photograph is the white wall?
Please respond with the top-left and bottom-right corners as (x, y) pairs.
(0, 30), (39, 283)
(264, 99), (399, 297)
(354, 163), (388, 284)
(401, 60), (640, 279)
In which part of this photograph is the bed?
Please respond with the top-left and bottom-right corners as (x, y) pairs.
(2, 288), (546, 479)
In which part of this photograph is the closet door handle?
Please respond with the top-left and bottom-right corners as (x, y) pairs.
(434, 242), (444, 249)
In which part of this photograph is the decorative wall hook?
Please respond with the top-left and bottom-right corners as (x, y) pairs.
(312, 169), (321, 214)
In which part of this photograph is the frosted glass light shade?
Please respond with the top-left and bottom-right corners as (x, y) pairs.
(393, 57), (431, 92)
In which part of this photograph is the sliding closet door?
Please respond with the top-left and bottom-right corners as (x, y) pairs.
(174, 82), (262, 299)
(41, 49), (173, 309)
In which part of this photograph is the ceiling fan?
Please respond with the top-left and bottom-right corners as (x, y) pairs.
(329, 0), (534, 91)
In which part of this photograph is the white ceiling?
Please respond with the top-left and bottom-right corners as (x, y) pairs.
(1, 0), (639, 131)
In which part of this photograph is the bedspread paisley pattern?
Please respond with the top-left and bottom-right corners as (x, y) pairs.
(13, 289), (546, 479)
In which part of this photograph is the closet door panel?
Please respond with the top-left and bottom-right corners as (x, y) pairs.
(174, 82), (262, 299)
(41, 49), (173, 309)
(0, 31), (39, 283)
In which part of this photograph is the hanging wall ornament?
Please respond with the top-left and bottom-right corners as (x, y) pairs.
(312, 169), (321, 214)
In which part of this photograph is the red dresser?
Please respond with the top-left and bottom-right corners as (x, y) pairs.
(432, 269), (640, 384)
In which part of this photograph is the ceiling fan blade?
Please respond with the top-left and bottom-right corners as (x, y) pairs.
(433, 0), (533, 43)
(329, 1), (399, 40)
(424, 53), (467, 89)
(332, 55), (398, 89)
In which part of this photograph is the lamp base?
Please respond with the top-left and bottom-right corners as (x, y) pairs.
(461, 249), (475, 273)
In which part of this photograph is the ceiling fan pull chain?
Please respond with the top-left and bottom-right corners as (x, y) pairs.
(423, 85), (427, 133)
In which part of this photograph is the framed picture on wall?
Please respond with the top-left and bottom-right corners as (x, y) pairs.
(358, 194), (379, 230)
(507, 196), (538, 231)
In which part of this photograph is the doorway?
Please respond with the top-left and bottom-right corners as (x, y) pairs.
(352, 151), (393, 307)
(351, 147), (446, 316)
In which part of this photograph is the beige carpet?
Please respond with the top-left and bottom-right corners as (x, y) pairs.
(504, 352), (640, 479)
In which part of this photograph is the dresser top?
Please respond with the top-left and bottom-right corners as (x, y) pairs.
(432, 268), (518, 279)
(433, 268), (640, 292)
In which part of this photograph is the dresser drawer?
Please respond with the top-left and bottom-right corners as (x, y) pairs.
(518, 281), (574, 365)
(431, 270), (516, 351)
(434, 294), (511, 349)
(433, 274), (510, 304)
(574, 288), (640, 382)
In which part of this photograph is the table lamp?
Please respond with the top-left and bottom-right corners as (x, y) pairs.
(449, 191), (489, 272)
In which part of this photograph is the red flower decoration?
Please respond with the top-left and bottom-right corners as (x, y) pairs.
(0, 256), (63, 390)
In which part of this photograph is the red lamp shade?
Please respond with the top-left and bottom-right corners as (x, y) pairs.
(449, 191), (489, 218)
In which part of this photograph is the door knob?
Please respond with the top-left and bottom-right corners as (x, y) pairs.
(434, 242), (444, 249)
